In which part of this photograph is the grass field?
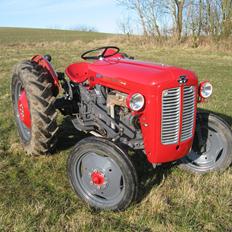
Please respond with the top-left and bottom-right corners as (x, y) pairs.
(0, 27), (111, 44)
(0, 27), (232, 232)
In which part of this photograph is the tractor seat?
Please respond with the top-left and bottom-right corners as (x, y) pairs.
(65, 62), (88, 83)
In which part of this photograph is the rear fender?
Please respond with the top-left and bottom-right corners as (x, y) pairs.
(32, 55), (60, 90)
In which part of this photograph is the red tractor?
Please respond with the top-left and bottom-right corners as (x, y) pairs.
(11, 46), (232, 210)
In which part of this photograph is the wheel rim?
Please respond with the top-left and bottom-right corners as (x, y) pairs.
(74, 151), (125, 207)
(14, 80), (31, 142)
(184, 124), (227, 171)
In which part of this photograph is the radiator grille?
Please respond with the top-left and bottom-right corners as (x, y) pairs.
(161, 86), (195, 145)
(161, 88), (180, 144)
(181, 86), (195, 141)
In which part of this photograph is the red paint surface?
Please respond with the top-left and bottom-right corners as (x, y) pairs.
(32, 55), (60, 90)
(91, 171), (105, 186)
(66, 56), (199, 164)
(66, 62), (89, 83)
(18, 89), (31, 128)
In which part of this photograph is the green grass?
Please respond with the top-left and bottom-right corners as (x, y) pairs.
(0, 28), (232, 232)
(0, 27), (112, 44)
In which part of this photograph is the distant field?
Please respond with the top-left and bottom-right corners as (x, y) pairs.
(0, 27), (112, 44)
(0, 28), (231, 232)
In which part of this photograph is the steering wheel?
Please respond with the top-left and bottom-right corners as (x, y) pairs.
(81, 46), (120, 60)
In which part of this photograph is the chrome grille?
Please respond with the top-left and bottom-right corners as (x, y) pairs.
(161, 88), (180, 144)
(181, 86), (195, 141)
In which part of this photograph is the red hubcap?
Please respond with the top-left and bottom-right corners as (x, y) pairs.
(91, 171), (105, 186)
(18, 89), (31, 128)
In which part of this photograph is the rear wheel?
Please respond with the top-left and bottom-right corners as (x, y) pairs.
(11, 61), (58, 155)
(68, 137), (138, 211)
(181, 111), (232, 173)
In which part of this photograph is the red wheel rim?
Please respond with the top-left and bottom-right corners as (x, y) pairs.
(17, 89), (31, 128)
(91, 171), (105, 186)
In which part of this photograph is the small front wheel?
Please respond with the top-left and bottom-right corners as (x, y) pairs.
(181, 111), (232, 173)
(67, 137), (138, 211)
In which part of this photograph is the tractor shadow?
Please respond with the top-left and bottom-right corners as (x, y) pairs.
(198, 108), (232, 126)
(130, 151), (177, 204)
(56, 116), (87, 152)
(56, 110), (232, 154)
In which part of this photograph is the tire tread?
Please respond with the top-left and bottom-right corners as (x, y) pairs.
(11, 60), (58, 155)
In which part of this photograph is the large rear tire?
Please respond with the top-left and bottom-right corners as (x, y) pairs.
(11, 60), (58, 155)
(67, 137), (138, 211)
(180, 111), (232, 173)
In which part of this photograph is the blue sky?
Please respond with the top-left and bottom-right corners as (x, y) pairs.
(0, 0), (125, 33)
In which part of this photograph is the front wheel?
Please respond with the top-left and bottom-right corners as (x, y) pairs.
(67, 137), (138, 211)
(181, 111), (232, 173)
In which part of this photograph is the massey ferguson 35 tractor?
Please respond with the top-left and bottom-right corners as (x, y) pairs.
(11, 46), (232, 210)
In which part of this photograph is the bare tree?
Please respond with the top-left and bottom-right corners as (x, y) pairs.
(203, 0), (222, 37)
(71, 25), (98, 32)
(146, 0), (162, 37)
(163, 0), (186, 40)
(117, 0), (148, 35)
(118, 16), (134, 36)
(117, 0), (232, 42)
(116, 0), (163, 37)
(185, 0), (203, 36)
(220, 0), (232, 38)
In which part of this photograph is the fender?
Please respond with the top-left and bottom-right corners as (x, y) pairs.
(32, 55), (60, 90)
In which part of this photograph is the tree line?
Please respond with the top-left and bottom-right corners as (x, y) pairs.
(117, 0), (232, 42)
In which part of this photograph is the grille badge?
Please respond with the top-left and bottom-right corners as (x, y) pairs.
(178, 75), (188, 84)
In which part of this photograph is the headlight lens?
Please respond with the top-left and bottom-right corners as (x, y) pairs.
(128, 93), (145, 111)
(199, 82), (213, 98)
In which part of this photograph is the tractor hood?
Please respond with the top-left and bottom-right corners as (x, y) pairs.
(88, 58), (198, 94)
(88, 58), (199, 164)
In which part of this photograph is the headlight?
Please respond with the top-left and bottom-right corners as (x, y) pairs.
(127, 93), (145, 111)
(199, 81), (213, 98)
